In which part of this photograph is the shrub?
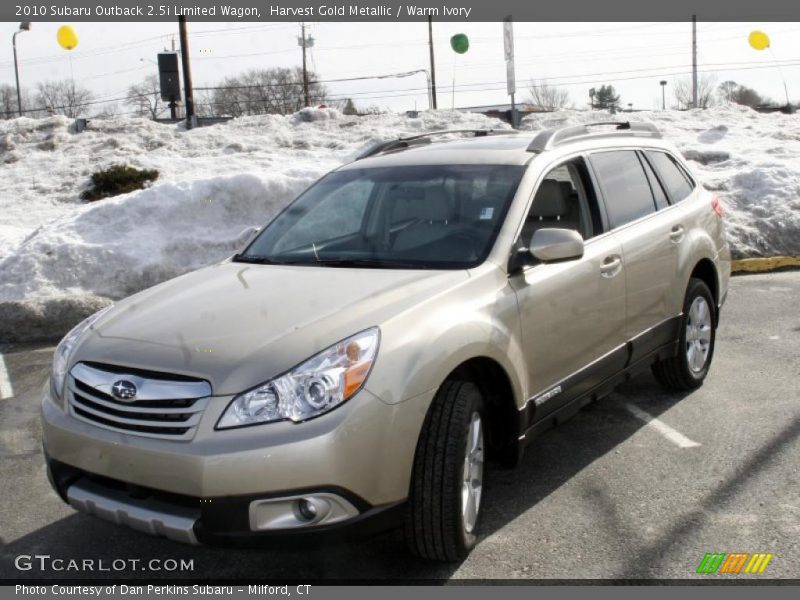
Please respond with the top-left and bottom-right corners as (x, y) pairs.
(81, 164), (159, 201)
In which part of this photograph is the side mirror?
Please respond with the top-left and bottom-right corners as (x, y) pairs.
(529, 228), (584, 263)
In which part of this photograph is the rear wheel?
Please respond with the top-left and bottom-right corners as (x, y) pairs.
(404, 380), (485, 561)
(652, 278), (716, 391)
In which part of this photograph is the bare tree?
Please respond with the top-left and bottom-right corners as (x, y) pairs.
(193, 89), (214, 118)
(527, 79), (570, 110)
(35, 79), (94, 118)
(125, 75), (164, 119)
(210, 67), (327, 117)
(0, 84), (20, 119)
(95, 103), (120, 118)
(673, 75), (717, 109)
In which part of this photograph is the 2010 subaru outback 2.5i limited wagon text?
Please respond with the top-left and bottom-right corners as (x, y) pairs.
(42, 122), (730, 561)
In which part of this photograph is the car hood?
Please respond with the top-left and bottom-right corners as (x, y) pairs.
(73, 261), (468, 395)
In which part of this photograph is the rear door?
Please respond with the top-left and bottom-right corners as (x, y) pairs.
(588, 149), (683, 362)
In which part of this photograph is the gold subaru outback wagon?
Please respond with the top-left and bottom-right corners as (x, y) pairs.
(42, 122), (731, 561)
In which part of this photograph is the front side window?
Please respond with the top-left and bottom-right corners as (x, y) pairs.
(590, 150), (657, 229)
(646, 151), (695, 203)
(240, 164), (525, 269)
(520, 158), (599, 245)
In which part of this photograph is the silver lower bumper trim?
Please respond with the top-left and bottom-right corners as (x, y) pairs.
(67, 479), (200, 545)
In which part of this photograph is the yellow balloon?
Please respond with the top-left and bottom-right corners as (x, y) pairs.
(57, 25), (79, 51)
(748, 30), (770, 51)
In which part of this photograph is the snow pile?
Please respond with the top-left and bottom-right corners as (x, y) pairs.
(0, 109), (505, 341)
(521, 105), (800, 260)
(0, 105), (798, 341)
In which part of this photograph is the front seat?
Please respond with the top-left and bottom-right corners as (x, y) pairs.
(521, 179), (579, 244)
(392, 187), (453, 252)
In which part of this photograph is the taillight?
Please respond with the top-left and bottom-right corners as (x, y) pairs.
(711, 196), (724, 218)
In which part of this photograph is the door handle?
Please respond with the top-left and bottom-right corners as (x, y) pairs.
(600, 255), (622, 277)
(669, 225), (685, 243)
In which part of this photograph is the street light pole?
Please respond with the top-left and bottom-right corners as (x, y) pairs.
(300, 23), (309, 107)
(660, 80), (667, 110)
(12, 22), (31, 117)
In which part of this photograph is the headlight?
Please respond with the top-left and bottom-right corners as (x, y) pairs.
(217, 327), (380, 429)
(51, 306), (112, 399)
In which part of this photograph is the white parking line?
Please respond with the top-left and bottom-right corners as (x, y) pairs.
(0, 354), (13, 399)
(625, 403), (701, 449)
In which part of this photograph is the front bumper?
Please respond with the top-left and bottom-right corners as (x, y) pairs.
(46, 457), (405, 546)
(42, 384), (433, 544)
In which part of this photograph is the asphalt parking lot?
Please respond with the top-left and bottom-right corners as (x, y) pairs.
(1, 271), (798, 581)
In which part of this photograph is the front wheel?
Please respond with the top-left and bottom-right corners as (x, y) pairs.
(404, 380), (485, 562)
(652, 278), (716, 391)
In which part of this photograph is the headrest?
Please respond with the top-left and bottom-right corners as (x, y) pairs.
(418, 186), (452, 222)
(387, 184), (452, 222)
(532, 179), (569, 218)
(559, 181), (574, 198)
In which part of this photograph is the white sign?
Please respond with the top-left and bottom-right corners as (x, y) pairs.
(503, 17), (514, 61)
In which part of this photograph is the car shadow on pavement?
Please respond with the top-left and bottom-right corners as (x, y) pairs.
(478, 372), (693, 538)
(1, 372), (694, 582)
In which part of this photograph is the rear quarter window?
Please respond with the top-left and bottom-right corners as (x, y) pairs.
(646, 151), (695, 203)
(589, 150), (657, 229)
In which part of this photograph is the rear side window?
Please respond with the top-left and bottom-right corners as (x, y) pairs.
(640, 154), (670, 210)
(590, 150), (656, 229)
(646, 151), (695, 203)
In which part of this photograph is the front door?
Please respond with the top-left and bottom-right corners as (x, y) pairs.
(509, 157), (627, 422)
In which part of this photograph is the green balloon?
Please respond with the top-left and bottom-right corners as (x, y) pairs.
(450, 33), (469, 54)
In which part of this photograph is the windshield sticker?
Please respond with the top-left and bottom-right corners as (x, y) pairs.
(479, 207), (494, 220)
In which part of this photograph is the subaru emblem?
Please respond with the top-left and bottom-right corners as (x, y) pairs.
(111, 380), (137, 401)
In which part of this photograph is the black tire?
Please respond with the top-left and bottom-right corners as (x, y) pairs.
(404, 380), (485, 562)
(652, 278), (716, 391)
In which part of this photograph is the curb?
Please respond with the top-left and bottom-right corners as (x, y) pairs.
(731, 256), (800, 274)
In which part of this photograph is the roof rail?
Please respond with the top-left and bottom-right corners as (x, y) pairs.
(527, 121), (661, 153)
(355, 129), (518, 160)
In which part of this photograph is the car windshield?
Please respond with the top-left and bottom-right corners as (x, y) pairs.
(239, 164), (525, 269)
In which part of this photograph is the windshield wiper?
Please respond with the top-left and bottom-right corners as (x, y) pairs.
(231, 253), (281, 265)
(302, 258), (429, 269)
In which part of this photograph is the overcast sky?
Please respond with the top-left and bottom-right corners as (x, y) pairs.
(1, 20), (798, 114)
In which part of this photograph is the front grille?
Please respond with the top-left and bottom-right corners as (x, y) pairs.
(67, 362), (212, 441)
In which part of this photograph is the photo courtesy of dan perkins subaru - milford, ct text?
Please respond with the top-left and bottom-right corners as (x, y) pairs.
(15, 585), (311, 596)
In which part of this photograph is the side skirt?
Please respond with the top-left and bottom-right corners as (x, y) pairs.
(517, 316), (681, 449)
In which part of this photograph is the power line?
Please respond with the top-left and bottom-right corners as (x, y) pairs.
(189, 59), (800, 109)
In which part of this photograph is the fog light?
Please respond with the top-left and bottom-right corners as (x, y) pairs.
(249, 493), (358, 531)
(296, 498), (318, 522)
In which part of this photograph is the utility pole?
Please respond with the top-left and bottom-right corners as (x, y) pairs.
(660, 80), (667, 110)
(691, 14), (698, 109)
(300, 23), (310, 107)
(428, 16), (437, 109)
(12, 22), (31, 117)
(178, 16), (195, 128)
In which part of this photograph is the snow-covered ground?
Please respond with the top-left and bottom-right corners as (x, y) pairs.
(0, 105), (798, 341)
